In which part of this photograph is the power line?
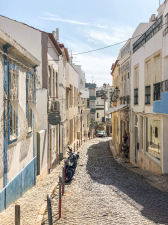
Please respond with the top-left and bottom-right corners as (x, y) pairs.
(72, 20), (168, 56)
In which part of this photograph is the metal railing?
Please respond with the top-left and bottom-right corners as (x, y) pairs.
(133, 16), (162, 53)
(153, 79), (168, 101)
(120, 96), (130, 104)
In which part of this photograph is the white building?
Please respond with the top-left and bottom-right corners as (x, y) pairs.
(0, 28), (40, 212)
(130, 1), (168, 174)
(0, 16), (64, 181)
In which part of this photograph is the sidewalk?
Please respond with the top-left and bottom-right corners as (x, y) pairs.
(0, 138), (89, 225)
(109, 140), (168, 192)
(0, 161), (64, 225)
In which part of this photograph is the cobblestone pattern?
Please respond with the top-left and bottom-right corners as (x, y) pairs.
(43, 138), (168, 225)
(0, 163), (63, 225)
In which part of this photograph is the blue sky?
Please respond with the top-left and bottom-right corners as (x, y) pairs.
(0, 0), (163, 86)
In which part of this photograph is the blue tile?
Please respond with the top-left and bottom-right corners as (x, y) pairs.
(6, 171), (22, 208)
(22, 158), (35, 194)
(0, 188), (5, 212)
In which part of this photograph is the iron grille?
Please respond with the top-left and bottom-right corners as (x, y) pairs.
(133, 16), (163, 53)
(111, 92), (117, 102)
(153, 82), (162, 101)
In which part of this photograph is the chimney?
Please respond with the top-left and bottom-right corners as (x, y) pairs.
(52, 28), (59, 41)
(149, 14), (156, 22)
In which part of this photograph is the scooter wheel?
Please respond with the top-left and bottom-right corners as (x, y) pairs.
(65, 169), (73, 182)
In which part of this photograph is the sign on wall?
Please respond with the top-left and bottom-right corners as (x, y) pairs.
(48, 112), (61, 125)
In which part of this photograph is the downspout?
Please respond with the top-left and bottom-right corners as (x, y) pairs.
(3, 43), (11, 191)
(34, 65), (38, 185)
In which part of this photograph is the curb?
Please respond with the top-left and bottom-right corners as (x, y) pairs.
(109, 140), (168, 192)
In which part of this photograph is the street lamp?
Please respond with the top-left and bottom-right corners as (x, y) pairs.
(114, 86), (120, 98)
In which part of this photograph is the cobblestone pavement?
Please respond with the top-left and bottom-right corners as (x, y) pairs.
(42, 138), (168, 225)
(0, 163), (63, 225)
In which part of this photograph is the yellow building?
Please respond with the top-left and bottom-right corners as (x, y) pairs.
(111, 60), (120, 154)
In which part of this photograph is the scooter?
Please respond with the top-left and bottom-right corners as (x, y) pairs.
(64, 158), (74, 182)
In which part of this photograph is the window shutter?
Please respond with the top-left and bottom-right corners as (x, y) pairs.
(146, 62), (151, 85)
(155, 57), (161, 83)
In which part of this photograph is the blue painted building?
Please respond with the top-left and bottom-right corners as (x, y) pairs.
(0, 28), (40, 212)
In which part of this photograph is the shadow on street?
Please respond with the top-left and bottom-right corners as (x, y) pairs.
(86, 138), (168, 224)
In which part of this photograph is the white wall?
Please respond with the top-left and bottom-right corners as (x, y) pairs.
(36, 89), (47, 130)
(0, 16), (42, 85)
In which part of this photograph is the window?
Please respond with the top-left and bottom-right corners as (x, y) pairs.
(127, 72), (129, 79)
(53, 70), (55, 97)
(8, 63), (19, 143)
(87, 99), (89, 108)
(146, 117), (161, 160)
(134, 88), (138, 105)
(145, 86), (151, 105)
(26, 72), (34, 133)
(155, 127), (158, 138)
(165, 13), (168, 28)
(48, 66), (52, 96)
(97, 113), (99, 118)
(146, 62), (151, 85)
(134, 67), (139, 89)
(155, 57), (161, 83)
(56, 72), (58, 98)
(140, 116), (143, 149)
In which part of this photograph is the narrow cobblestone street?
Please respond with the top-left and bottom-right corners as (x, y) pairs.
(43, 138), (168, 225)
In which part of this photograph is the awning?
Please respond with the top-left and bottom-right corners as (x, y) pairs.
(105, 104), (128, 115)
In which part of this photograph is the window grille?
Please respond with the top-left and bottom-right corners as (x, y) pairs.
(145, 86), (151, 105)
(134, 88), (138, 105)
(9, 67), (19, 143)
(7, 63), (28, 145)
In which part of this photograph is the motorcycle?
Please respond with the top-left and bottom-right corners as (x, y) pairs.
(64, 146), (79, 182)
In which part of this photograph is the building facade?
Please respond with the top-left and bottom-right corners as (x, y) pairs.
(0, 28), (40, 212)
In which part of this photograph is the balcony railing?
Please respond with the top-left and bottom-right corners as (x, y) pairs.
(85, 83), (96, 88)
(133, 16), (162, 53)
(90, 108), (96, 113)
(120, 96), (130, 104)
(153, 79), (168, 101)
(89, 96), (96, 100)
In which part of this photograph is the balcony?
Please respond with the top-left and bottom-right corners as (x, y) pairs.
(120, 96), (130, 104)
(89, 96), (96, 100)
(153, 79), (168, 114)
(133, 16), (162, 53)
(85, 83), (96, 88)
(90, 108), (96, 114)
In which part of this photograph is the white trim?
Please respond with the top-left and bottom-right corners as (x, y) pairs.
(146, 152), (161, 165)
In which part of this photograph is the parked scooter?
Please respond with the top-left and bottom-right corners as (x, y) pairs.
(64, 145), (79, 182)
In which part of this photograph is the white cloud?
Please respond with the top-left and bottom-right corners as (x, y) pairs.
(39, 13), (108, 29)
(84, 26), (134, 45)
